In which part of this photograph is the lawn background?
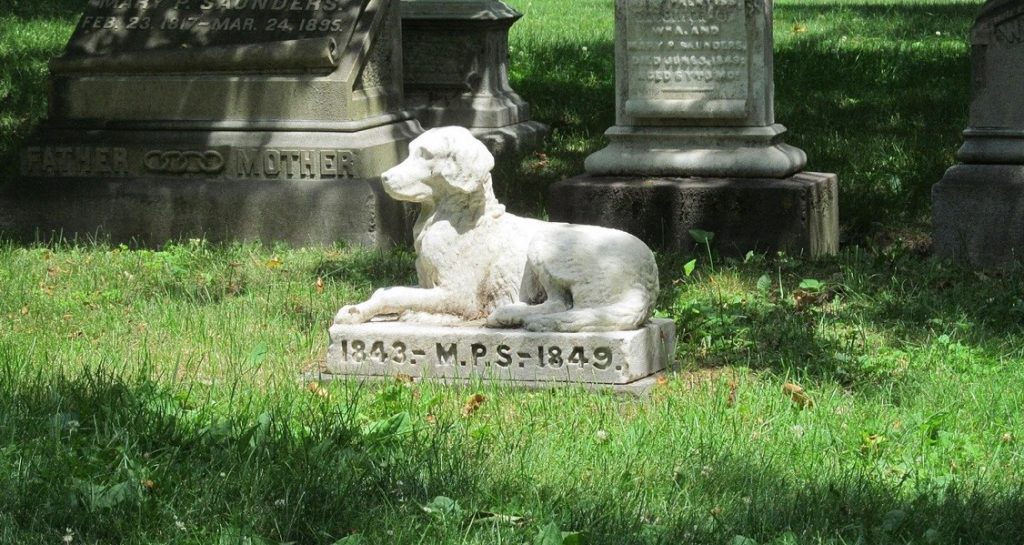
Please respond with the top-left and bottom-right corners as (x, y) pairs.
(4, 1), (1024, 545)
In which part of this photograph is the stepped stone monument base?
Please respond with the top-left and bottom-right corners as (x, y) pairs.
(7, 122), (419, 245)
(325, 319), (675, 386)
(549, 0), (838, 258)
(584, 124), (807, 179)
(933, 0), (1024, 267)
(933, 165), (1024, 267)
(550, 172), (838, 257)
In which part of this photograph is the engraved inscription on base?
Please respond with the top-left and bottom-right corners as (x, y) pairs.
(332, 338), (623, 375)
(326, 320), (675, 385)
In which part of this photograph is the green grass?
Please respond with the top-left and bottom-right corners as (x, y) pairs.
(4, 1), (1024, 544)
(2, 238), (1024, 544)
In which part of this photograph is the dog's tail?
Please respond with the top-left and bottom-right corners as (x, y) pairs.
(522, 288), (654, 333)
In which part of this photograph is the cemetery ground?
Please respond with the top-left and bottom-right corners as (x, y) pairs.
(2, 0), (1023, 544)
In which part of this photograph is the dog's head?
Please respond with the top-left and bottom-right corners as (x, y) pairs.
(380, 126), (495, 203)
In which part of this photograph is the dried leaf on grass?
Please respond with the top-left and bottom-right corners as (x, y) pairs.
(307, 382), (330, 399)
(783, 382), (814, 408)
(727, 380), (738, 407)
(462, 393), (486, 417)
(793, 289), (833, 311)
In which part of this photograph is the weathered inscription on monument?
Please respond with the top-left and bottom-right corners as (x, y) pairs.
(624, 0), (750, 118)
(993, 5), (1024, 45)
(68, 0), (365, 56)
(22, 146), (360, 179)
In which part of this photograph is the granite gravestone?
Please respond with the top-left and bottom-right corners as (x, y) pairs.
(11, 0), (419, 246)
(933, 0), (1024, 267)
(401, 0), (547, 154)
(549, 0), (838, 257)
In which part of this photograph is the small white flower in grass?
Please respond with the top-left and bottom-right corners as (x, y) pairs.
(595, 429), (609, 443)
(700, 465), (712, 477)
(219, 472), (226, 478)
(274, 498), (287, 507)
(582, 46), (588, 52)
(174, 516), (186, 532)
(742, 496), (752, 505)
(791, 424), (805, 438)
(935, 31), (942, 36)
(63, 528), (74, 544)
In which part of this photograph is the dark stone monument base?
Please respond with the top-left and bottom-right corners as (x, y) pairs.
(0, 176), (407, 247)
(549, 172), (839, 257)
(471, 121), (549, 157)
(5, 120), (420, 246)
(933, 164), (1024, 267)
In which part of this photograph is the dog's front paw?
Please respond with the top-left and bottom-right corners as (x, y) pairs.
(485, 304), (527, 328)
(333, 305), (366, 325)
(522, 315), (555, 332)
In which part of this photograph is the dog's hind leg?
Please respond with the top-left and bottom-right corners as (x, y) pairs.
(486, 265), (570, 327)
(522, 289), (652, 332)
(486, 298), (570, 328)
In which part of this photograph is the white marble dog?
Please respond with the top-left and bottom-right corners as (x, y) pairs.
(333, 126), (659, 332)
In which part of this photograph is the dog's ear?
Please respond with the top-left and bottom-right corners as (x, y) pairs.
(438, 131), (495, 194)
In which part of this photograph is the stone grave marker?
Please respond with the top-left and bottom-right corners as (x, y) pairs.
(549, 0), (838, 257)
(321, 127), (675, 391)
(9, 0), (419, 246)
(401, 0), (547, 154)
(933, 0), (1024, 267)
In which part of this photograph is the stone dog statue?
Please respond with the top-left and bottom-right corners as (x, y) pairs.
(334, 126), (659, 332)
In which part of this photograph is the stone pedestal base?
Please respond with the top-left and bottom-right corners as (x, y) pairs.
(325, 319), (675, 385)
(406, 93), (549, 156)
(549, 173), (839, 257)
(471, 120), (549, 156)
(933, 164), (1024, 267)
(402, 0), (547, 156)
(584, 124), (808, 178)
(4, 120), (420, 246)
(0, 176), (408, 247)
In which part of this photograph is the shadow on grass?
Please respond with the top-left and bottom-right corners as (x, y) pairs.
(775, 4), (977, 238)
(0, 362), (487, 544)
(2, 363), (1023, 545)
(522, 452), (1024, 545)
(656, 246), (1024, 391)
